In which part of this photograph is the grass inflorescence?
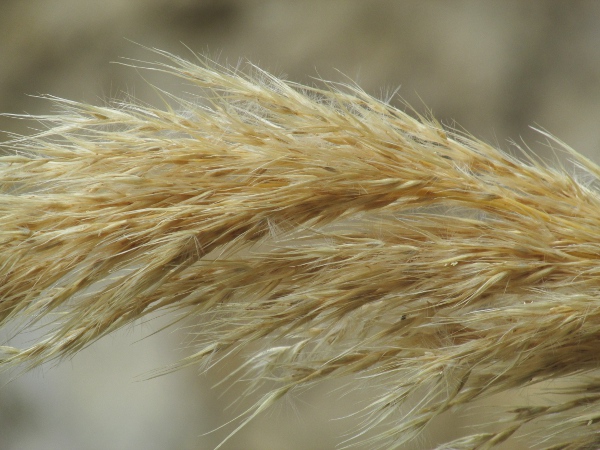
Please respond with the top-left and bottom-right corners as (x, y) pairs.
(2, 49), (600, 449)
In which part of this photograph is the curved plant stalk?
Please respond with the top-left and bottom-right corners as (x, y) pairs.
(2, 49), (600, 449)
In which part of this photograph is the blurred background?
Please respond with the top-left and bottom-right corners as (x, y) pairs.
(1, 1), (600, 449)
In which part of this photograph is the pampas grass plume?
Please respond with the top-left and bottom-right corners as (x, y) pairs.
(2, 48), (600, 449)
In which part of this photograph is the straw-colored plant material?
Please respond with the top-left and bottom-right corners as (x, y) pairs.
(2, 49), (600, 449)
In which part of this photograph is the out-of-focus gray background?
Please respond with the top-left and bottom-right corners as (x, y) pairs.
(1, 1), (600, 449)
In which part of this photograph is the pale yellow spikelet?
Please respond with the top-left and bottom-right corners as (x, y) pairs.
(2, 48), (600, 448)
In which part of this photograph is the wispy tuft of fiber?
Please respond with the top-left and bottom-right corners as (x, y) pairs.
(2, 49), (600, 449)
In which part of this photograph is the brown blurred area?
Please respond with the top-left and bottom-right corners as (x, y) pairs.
(1, 1), (600, 449)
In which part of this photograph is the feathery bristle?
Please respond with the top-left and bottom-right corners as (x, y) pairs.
(2, 49), (600, 448)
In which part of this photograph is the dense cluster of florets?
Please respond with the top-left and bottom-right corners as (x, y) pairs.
(2, 50), (600, 448)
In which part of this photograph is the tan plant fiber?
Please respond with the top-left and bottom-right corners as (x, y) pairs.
(2, 49), (600, 449)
